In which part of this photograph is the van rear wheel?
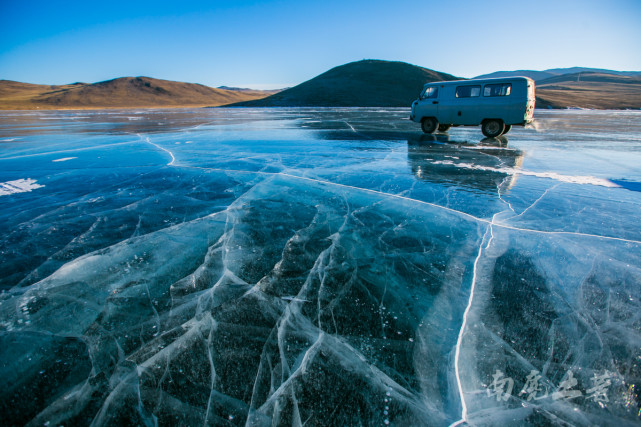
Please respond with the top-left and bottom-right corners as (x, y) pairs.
(438, 124), (452, 132)
(421, 117), (438, 134)
(482, 119), (505, 138)
(502, 124), (512, 135)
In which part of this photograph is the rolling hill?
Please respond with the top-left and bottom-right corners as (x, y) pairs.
(227, 60), (460, 107)
(0, 77), (278, 110)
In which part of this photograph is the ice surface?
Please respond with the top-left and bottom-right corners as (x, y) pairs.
(0, 108), (640, 426)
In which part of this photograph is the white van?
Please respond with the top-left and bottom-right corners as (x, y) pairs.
(410, 76), (535, 137)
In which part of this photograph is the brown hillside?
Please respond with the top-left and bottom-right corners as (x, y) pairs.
(0, 77), (277, 110)
(536, 73), (641, 109)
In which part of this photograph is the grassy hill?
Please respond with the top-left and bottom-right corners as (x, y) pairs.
(535, 72), (641, 109)
(0, 77), (278, 110)
(227, 60), (460, 107)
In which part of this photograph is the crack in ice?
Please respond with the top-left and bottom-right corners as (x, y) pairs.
(140, 135), (176, 166)
(511, 184), (558, 219)
(450, 221), (494, 427)
(0, 141), (136, 161)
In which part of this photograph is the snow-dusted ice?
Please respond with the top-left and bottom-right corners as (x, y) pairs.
(0, 108), (640, 426)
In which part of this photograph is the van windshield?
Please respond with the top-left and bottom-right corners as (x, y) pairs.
(420, 87), (438, 99)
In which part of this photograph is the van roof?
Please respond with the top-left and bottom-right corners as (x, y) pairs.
(423, 76), (534, 87)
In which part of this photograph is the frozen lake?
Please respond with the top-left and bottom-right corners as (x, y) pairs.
(1, 108), (640, 426)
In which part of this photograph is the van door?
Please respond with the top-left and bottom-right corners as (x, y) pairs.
(416, 86), (439, 121)
(437, 85), (456, 124)
(440, 84), (482, 125)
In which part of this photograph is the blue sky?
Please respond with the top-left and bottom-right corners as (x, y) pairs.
(1, 0), (640, 89)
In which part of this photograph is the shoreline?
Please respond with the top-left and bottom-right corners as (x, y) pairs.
(1, 105), (640, 112)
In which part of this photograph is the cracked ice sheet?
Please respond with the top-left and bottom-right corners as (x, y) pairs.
(0, 167), (261, 291)
(1, 108), (641, 426)
(0, 173), (485, 425)
(456, 226), (641, 426)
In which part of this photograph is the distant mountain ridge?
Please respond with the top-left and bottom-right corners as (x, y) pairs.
(228, 60), (460, 107)
(218, 85), (283, 93)
(474, 67), (641, 81)
(0, 77), (276, 110)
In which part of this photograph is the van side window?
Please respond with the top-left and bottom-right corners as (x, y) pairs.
(421, 87), (438, 99)
(483, 83), (512, 97)
(455, 85), (481, 98)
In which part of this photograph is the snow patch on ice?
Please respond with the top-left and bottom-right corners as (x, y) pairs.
(0, 178), (45, 196)
(52, 157), (77, 162)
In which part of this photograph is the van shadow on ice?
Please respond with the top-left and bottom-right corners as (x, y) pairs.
(407, 133), (510, 146)
(308, 127), (511, 145)
(406, 136), (523, 192)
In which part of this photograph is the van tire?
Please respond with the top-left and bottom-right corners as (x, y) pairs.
(502, 124), (512, 135)
(438, 124), (452, 132)
(421, 117), (438, 134)
(482, 119), (505, 138)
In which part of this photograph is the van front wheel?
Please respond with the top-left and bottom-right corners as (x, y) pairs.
(421, 117), (439, 134)
(482, 119), (505, 138)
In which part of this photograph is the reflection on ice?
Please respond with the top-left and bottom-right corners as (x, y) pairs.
(407, 137), (524, 192)
(0, 108), (640, 426)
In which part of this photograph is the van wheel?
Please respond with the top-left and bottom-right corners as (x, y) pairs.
(482, 119), (505, 138)
(438, 124), (452, 132)
(502, 124), (512, 135)
(421, 117), (438, 134)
